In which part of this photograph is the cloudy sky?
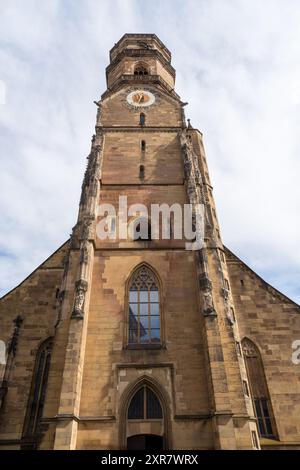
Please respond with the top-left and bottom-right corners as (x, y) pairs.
(1, 0), (300, 303)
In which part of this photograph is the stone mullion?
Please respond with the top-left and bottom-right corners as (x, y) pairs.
(53, 131), (104, 449)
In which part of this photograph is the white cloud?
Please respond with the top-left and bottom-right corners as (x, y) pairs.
(0, 0), (299, 304)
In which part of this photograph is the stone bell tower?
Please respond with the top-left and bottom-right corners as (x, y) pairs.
(9, 33), (299, 451)
(47, 33), (259, 450)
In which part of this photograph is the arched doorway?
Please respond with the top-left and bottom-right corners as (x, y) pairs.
(119, 377), (171, 450)
(126, 385), (164, 450)
(127, 434), (163, 450)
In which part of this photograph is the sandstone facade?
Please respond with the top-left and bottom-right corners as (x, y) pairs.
(0, 34), (299, 450)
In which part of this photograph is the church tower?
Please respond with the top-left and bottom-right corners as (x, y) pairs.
(1, 34), (300, 451)
(50, 33), (258, 450)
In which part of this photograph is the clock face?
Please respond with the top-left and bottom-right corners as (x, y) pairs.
(126, 90), (155, 108)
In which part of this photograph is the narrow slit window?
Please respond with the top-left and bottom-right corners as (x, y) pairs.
(139, 165), (145, 179)
(140, 113), (145, 126)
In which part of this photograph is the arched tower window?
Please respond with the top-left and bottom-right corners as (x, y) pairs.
(139, 113), (145, 126)
(134, 64), (149, 76)
(128, 385), (163, 420)
(139, 164), (145, 179)
(128, 265), (161, 345)
(22, 338), (53, 446)
(242, 338), (277, 439)
(132, 217), (151, 241)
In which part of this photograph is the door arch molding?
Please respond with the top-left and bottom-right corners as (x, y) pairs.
(118, 375), (172, 449)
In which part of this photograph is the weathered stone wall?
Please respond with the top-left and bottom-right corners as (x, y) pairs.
(0, 242), (68, 449)
(107, 57), (174, 89)
(226, 248), (300, 447)
(1, 33), (300, 451)
(100, 87), (182, 128)
(101, 131), (183, 185)
(77, 250), (212, 449)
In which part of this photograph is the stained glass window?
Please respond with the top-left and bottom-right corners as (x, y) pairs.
(24, 338), (52, 438)
(128, 386), (163, 420)
(242, 338), (276, 438)
(128, 265), (160, 344)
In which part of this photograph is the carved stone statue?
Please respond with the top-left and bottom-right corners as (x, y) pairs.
(222, 287), (230, 301)
(75, 290), (84, 310)
(183, 159), (191, 178)
(72, 280), (88, 319)
(225, 308), (234, 326)
(242, 340), (258, 358)
(8, 316), (23, 356)
(80, 240), (89, 265)
(54, 290), (65, 329)
(203, 290), (216, 316)
(82, 214), (95, 240)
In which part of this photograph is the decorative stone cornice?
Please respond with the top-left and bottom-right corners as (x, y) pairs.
(106, 48), (175, 78)
(102, 74), (180, 100)
(96, 126), (182, 133)
(109, 34), (172, 62)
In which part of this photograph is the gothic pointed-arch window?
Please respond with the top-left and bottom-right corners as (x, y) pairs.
(128, 265), (161, 345)
(242, 338), (277, 439)
(128, 385), (163, 420)
(22, 338), (53, 445)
